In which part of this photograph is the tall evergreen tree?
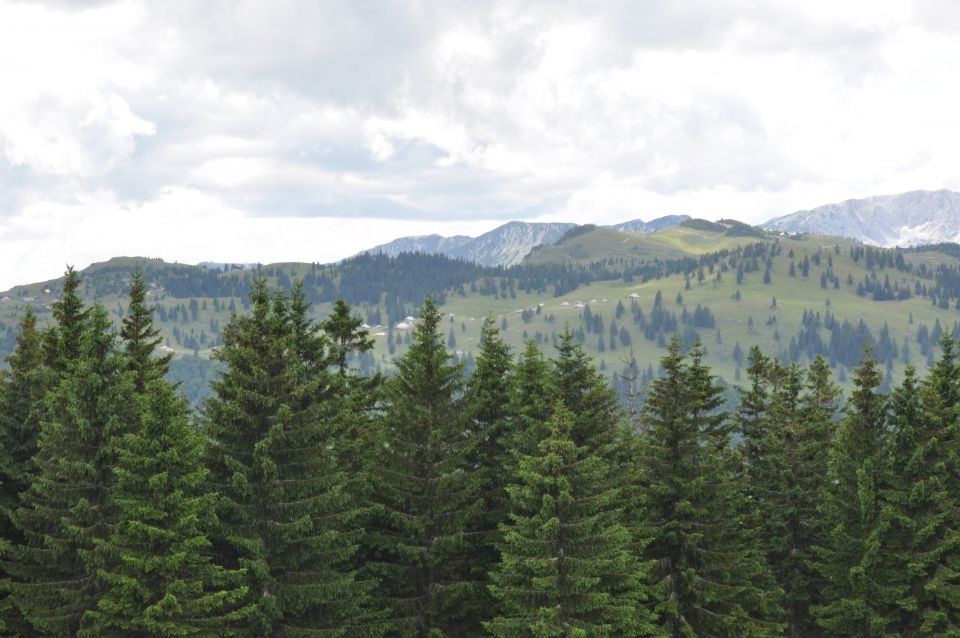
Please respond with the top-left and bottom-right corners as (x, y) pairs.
(366, 298), (484, 637)
(487, 405), (654, 637)
(742, 356), (837, 637)
(86, 379), (253, 636)
(8, 303), (128, 636)
(551, 328), (622, 456)
(121, 268), (173, 390)
(880, 337), (960, 635)
(0, 307), (49, 633)
(735, 345), (773, 475)
(202, 278), (377, 637)
(507, 340), (553, 458)
(322, 299), (375, 376)
(42, 266), (89, 373)
(640, 338), (784, 637)
(0, 308), (47, 548)
(812, 350), (894, 636)
(462, 317), (515, 623)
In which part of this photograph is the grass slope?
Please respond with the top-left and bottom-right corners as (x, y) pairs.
(2, 226), (960, 406)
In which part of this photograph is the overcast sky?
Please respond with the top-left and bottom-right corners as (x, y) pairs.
(1, 0), (959, 288)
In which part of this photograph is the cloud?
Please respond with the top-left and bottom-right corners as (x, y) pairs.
(1, 0), (960, 287)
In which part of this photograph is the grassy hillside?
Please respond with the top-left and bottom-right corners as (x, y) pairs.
(525, 219), (768, 264)
(4, 224), (960, 407)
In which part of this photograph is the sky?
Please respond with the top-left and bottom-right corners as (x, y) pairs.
(1, 0), (960, 289)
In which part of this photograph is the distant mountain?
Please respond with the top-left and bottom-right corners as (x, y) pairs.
(609, 215), (691, 233)
(361, 222), (574, 267)
(196, 261), (258, 271)
(764, 189), (960, 247)
(361, 215), (691, 266)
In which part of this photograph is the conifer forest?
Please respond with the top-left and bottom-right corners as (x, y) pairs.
(4, 266), (960, 638)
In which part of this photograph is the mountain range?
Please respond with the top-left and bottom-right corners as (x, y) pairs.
(360, 189), (960, 269)
(764, 189), (960, 247)
(360, 215), (692, 267)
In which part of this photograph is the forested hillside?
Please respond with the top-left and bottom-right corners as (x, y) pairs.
(3, 270), (960, 635)
(5, 221), (960, 408)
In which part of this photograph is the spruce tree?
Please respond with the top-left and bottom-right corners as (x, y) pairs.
(880, 338), (960, 635)
(0, 307), (49, 633)
(812, 350), (894, 636)
(8, 303), (128, 636)
(121, 268), (173, 390)
(86, 379), (253, 636)
(507, 339), (553, 458)
(487, 405), (654, 637)
(735, 345), (772, 474)
(0, 308), (47, 550)
(462, 317), (515, 624)
(202, 278), (377, 636)
(366, 298), (484, 637)
(640, 338), (784, 637)
(42, 266), (89, 373)
(743, 357), (836, 637)
(551, 328), (622, 455)
(322, 299), (375, 376)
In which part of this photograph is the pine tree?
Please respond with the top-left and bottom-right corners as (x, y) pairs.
(202, 278), (377, 636)
(42, 266), (89, 373)
(366, 298), (484, 637)
(322, 299), (375, 376)
(507, 340), (553, 458)
(8, 302), (128, 636)
(744, 356), (837, 637)
(880, 338), (960, 635)
(462, 317), (515, 624)
(812, 350), (894, 636)
(0, 308), (47, 549)
(640, 338), (784, 636)
(86, 380), (253, 636)
(735, 345), (772, 474)
(121, 268), (173, 390)
(487, 405), (654, 637)
(551, 328), (622, 456)
(0, 308), (49, 633)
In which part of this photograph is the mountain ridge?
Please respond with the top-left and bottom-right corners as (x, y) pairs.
(764, 189), (960, 247)
(360, 215), (692, 266)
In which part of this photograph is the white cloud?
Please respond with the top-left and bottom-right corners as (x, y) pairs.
(2, 0), (960, 286)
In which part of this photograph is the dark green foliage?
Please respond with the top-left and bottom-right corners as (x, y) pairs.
(0, 307), (48, 632)
(366, 298), (484, 637)
(812, 350), (893, 636)
(487, 406), (654, 637)
(42, 266), (90, 372)
(739, 355), (839, 636)
(8, 302), (128, 636)
(639, 338), (784, 637)
(121, 268), (173, 390)
(879, 337), (960, 635)
(322, 299), (375, 375)
(551, 329), (622, 456)
(507, 340), (553, 457)
(0, 308), (46, 546)
(202, 278), (377, 637)
(462, 317), (515, 624)
(86, 380), (253, 636)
